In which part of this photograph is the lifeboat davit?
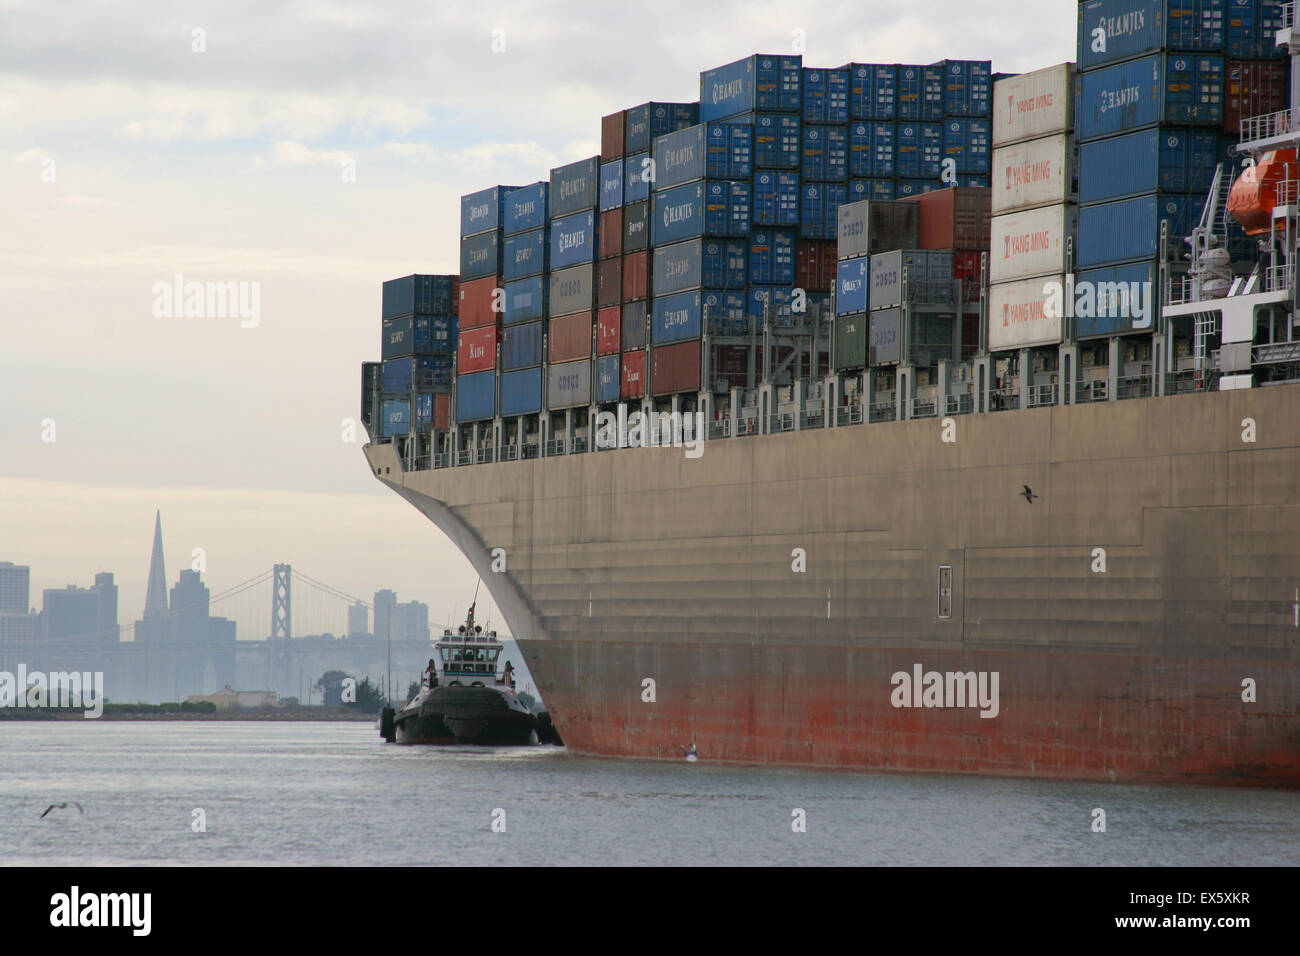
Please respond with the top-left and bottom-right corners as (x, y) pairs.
(1228, 149), (1297, 236)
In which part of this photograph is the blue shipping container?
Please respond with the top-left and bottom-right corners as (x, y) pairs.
(1077, 192), (1204, 268)
(848, 122), (895, 179)
(379, 399), (410, 438)
(749, 230), (796, 284)
(504, 228), (547, 281)
(836, 258), (869, 315)
(802, 67), (850, 123)
(1075, 54), (1226, 142)
(382, 355), (452, 392)
(699, 54), (803, 122)
(460, 231), (502, 280)
(849, 63), (898, 120)
(654, 123), (754, 190)
(382, 275), (456, 319)
(800, 124), (848, 181)
(942, 118), (991, 174)
(625, 102), (699, 154)
(849, 178), (896, 201)
(729, 112), (801, 169)
(1078, 127), (1221, 203)
(501, 320), (544, 371)
(549, 157), (600, 218)
(381, 314), (457, 359)
(461, 185), (518, 238)
(703, 290), (750, 334)
(596, 354), (621, 403)
(800, 183), (848, 240)
(1073, 261), (1160, 339)
(504, 276), (547, 325)
(550, 211), (597, 270)
(1077, 0), (1227, 71)
(652, 290), (704, 343)
(897, 64), (945, 121)
(500, 367), (543, 416)
(504, 182), (548, 235)
(456, 369), (496, 422)
(624, 152), (652, 203)
(747, 286), (795, 325)
(896, 180), (944, 197)
(896, 123), (943, 179)
(1227, 0), (1288, 59)
(653, 238), (748, 295)
(939, 60), (993, 117)
(752, 171), (800, 226)
(651, 181), (750, 244)
(600, 161), (624, 212)
(704, 180), (751, 236)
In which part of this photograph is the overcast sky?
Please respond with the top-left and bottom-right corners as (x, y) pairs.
(1, 0), (1077, 638)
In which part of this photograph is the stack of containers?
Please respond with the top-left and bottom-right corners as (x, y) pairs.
(832, 200), (920, 370)
(378, 275), (458, 438)
(597, 110), (627, 406)
(458, 186), (517, 424)
(1073, 0), (1239, 339)
(1225, 2), (1289, 142)
(986, 64), (1077, 357)
(500, 182), (550, 419)
(546, 157), (601, 412)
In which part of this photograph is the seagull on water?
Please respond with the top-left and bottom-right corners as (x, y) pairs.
(40, 803), (83, 818)
(681, 743), (698, 762)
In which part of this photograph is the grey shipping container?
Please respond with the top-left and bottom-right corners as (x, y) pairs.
(550, 157), (600, 218)
(837, 200), (920, 260)
(834, 313), (868, 370)
(623, 201), (649, 252)
(622, 300), (649, 349)
(549, 263), (595, 318)
(869, 308), (901, 365)
(460, 231), (502, 280)
(382, 274), (456, 319)
(547, 359), (592, 409)
(869, 250), (954, 310)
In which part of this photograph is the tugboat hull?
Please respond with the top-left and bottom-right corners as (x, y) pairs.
(390, 685), (538, 745)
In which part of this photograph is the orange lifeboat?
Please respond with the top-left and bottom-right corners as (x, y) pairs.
(1228, 149), (1297, 236)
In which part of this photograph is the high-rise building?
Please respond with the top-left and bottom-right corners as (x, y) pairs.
(0, 562), (31, 613)
(373, 590), (397, 641)
(394, 600), (429, 643)
(92, 572), (118, 642)
(41, 585), (101, 641)
(347, 601), (368, 638)
(143, 511), (168, 619)
(169, 570), (210, 641)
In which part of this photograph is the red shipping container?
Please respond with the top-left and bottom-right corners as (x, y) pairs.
(600, 208), (624, 259)
(651, 340), (701, 396)
(707, 344), (763, 392)
(432, 393), (451, 429)
(597, 306), (621, 356)
(794, 240), (836, 292)
(457, 324), (498, 373)
(598, 257), (622, 308)
(1225, 60), (1289, 136)
(601, 110), (626, 163)
(621, 350), (647, 400)
(458, 275), (501, 331)
(623, 251), (650, 302)
(952, 249), (983, 303)
(902, 187), (991, 251)
(549, 311), (594, 363)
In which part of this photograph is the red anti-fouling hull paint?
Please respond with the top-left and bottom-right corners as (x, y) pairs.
(523, 641), (1300, 786)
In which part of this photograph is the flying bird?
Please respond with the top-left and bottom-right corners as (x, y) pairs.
(1021, 485), (1038, 504)
(40, 803), (83, 818)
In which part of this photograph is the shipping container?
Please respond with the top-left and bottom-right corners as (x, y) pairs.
(624, 152), (652, 203)
(752, 170), (800, 225)
(1073, 260), (1160, 337)
(623, 200), (649, 252)
(547, 359), (592, 409)
(600, 160), (625, 212)
(728, 111), (801, 169)
(381, 314), (456, 359)
(459, 274), (502, 331)
(989, 205), (1078, 282)
(457, 324), (498, 374)
(848, 122), (895, 179)
(1077, 0), (1227, 72)
(1075, 54), (1226, 142)
(993, 133), (1077, 214)
(461, 185), (518, 238)
(598, 256), (622, 308)
(800, 124), (848, 181)
(848, 63), (898, 120)
(897, 64), (945, 121)
(836, 257), (869, 315)
(834, 313), (868, 369)
(550, 210), (598, 270)
(800, 183), (848, 239)
(836, 199), (920, 259)
(653, 289), (705, 343)
(703, 290), (751, 333)
(381, 355), (452, 393)
(460, 230), (503, 280)
(621, 350), (647, 399)
(653, 237), (748, 295)
(622, 300), (649, 349)
(940, 59), (993, 117)
(802, 66), (850, 123)
(699, 54), (803, 122)
(597, 306), (622, 355)
(953, 249), (984, 304)
(896, 180), (942, 197)
(500, 366), (543, 417)
(549, 311), (594, 363)
(599, 208), (624, 259)
(796, 239), (837, 291)
(708, 343), (767, 390)
(625, 102), (699, 154)
(455, 369), (496, 422)
(504, 182), (548, 236)
(1224, 59), (1289, 134)
(654, 123), (754, 189)
(382, 274), (457, 319)
(748, 286), (796, 325)
(380, 398), (410, 438)
(623, 250), (650, 301)
(650, 180), (749, 244)
(1076, 192), (1202, 268)
(942, 118), (992, 174)
(749, 229), (796, 284)
(549, 263), (595, 318)
(501, 320), (544, 370)
(503, 276), (546, 325)
(504, 227), (547, 280)
(601, 110), (626, 163)
(896, 122), (943, 179)
(848, 178), (897, 201)
(1227, 0), (1288, 59)
(1077, 127), (1219, 204)
(992, 63), (1074, 147)
(651, 339), (702, 395)
(987, 275), (1066, 351)
(902, 186), (993, 250)
(596, 353), (621, 403)
(871, 250), (956, 309)
(429, 392), (452, 430)
(869, 308), (902, 365)
(549, 156), (600, 218)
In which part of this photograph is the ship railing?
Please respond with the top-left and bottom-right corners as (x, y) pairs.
(1266, 262), (1293, 293)
(770, 412), (796, 432)
(502, 443), (520, 462)
(945, 393), (974, 416)
(869, 401), (896, 424)
(546, 438), (566, 456)
(736, 415), (759, 436)
(457, 449), (473, 466)
(836, 403), (865, 426)
(708, 419), (731, 440)
(1027, 383), (1058, 409)
(1076, 379), (1108, 404)
(571, 436), (588, 454)
(522, 442), (540, 459)
(990, 387), (1019, 412)
(1284, 1), (1295, 30)
(1116, 374), (1154, 402)
(799, 407), (824, 430)
(1240, 108), (1292, 145)
(474, 446), (493, 464)
(433, 452), (449, 469)
(911, 399), (937, 419)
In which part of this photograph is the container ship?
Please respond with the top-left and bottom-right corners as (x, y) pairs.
(361, 4), (1300, 787)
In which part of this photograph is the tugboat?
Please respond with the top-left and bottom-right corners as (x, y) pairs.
(380, 603), (543, 746)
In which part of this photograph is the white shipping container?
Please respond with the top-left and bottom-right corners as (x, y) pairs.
(989, 204), (1077, 284)
(991, 134), (1076, 215)
(991, 63), (1074, 148)
(988, 275), (1066, 352)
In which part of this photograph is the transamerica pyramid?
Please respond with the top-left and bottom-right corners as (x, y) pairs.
(143, 510), (167, 619)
